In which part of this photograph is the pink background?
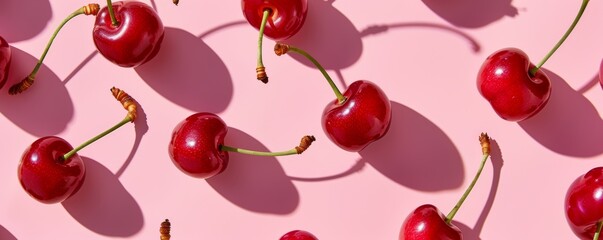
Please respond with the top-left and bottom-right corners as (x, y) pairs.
(2, 0), (603, 239)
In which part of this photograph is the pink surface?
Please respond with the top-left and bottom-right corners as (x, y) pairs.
(1, 0), (603, 239)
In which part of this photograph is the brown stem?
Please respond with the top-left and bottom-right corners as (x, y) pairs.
(160, 219), (171, 240)
(111, 87), (138, 122)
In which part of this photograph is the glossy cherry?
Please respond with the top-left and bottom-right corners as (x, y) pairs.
(477, 48), (551, 121)
(17, 87), (139, 203)
(0, 35), (11, 89)
(280, 230), (318, 240)
(242, 0), (308, 83)
(477, 0), (589, 121)
(400, 133), (491, 240)
(565, 167), (603, 239)
(169, 112), (315, 179)
(241, 0), (308, 41)
(275, 43), (391, 152)
(93, 1), (164, 68)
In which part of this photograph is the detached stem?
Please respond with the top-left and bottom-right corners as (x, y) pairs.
(106, 0), (119, 26)
(445, 133), (491, 224)
(595, 221), (603, 240)
(220, 135), (316, 157)
(8, 4), (99, 95)
(529, 0), (589, 77)
(62, 117), (131, 160)
(274, 43), (345, 103)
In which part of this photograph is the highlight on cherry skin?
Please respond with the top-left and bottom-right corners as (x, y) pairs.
(565, 167), (603, 240)
(279, 230), (319, 240)
(168, 112), (315, 179)
(476, 0), (590, 121)
(93, 0), (165, 68)
(241, 0), (308, 83)
(8, 4), (100, 95)
(17, 87), (139, 203)
(400, 133), (492, 240)
(274, 43), (391, 152)
(0, 35), (11, 89)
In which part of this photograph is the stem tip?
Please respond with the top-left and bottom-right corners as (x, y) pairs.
(160, 219), (171, 240)
(295, 135), (316, 154)
(274, 43), (290, 56)
(83, 3), (101, 15)
(8, 76), (35, 95)
(479, 132), (491, 155)
(111, 87), (138, 122)
(256, 66), (268, 83)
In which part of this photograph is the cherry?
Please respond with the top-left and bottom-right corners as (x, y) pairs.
(274, 43), (391, 152)
(400, 133), (491, 239)
(17, 87), (139, 203)
(0, 35), (11, 89)
(565, 167), (603, 239)
(279, 230), (318, 240)
(93, 1), (164, 68)
(8, 4), (100, 95)
(168, 112), (315, 179)
(477, 0), (590, 121)
(241, 0), (308, 83)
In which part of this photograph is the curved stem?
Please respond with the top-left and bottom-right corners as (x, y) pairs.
(529, 0), (589, 76)
(595, 221), (603, 240)
(275, 43), (345, 103)
(62, 116), (132, 160)
(106, 0), (118, 26)
(445, 133), (491, 224)
(256, 9), (270, 83)
(220, 135), (315, 157)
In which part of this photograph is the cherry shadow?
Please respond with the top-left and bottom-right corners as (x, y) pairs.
(0, 225), (17, 240)
(451, 139), (504, 239)
(359, 22), (481, 53)
(135, 27), (233, 113)
(576, 74), (599, 94)
(115, 101), (148, 178)
(0, 47), (73, 136)
(421, 0), (518, 29)
(519, 69), (603, 158)
(62, 157), (144, 237)
(359, 101), (464, 191)
(288, 159), (366, 182)
(0, 0), (52, 42)
(206, 127), (299, 214)
(285, 0), (362, 71)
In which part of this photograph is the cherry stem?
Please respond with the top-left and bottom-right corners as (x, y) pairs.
(220, 135), (316, 157)
(172, 0), (179, 5)
(8, 4), (100, 95)
(106, 0), (118, 26)
(274, 43), (346, 104)
(529, 0), (589, 77)
(256, 9), (270, 83)
(595, 221), (603, 240)
(445, 133), (491, 224)
(62, 87), (138, 161)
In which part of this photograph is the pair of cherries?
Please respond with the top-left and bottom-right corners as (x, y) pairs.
(8, 1), (164, 94)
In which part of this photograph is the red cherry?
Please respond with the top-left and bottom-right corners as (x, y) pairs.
(18, 136), (86, 204)
(400, 133), (492, 239)
(322, 80), (391, 152)
(0, 35), (11, 89)
(17, 87), (139, 203)
(169, 112), (230, 179)
(400, 204), (462, 240)
(565, 167), (603, 239)
(93, 1), (164, 68)
(280, 230), (318, 240)
(274, 43), (391, 152)
(477, 0), (589, 121)
(169, 112), (315, 179)
(477, 48), (551, 121)
(241, 0), (308, 41)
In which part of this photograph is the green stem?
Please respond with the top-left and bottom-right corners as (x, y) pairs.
(220, 145), (299, 157)
(106, 0), (118, 26)
(62, 116), (132, 160)
(595, 221), (603, 240)
(529, 0), (589, 77)
(286, 46), (346, 103)
(28, 7), (88, 80)
(445, 153), (490, 224)
(257, 9), (269, 69)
